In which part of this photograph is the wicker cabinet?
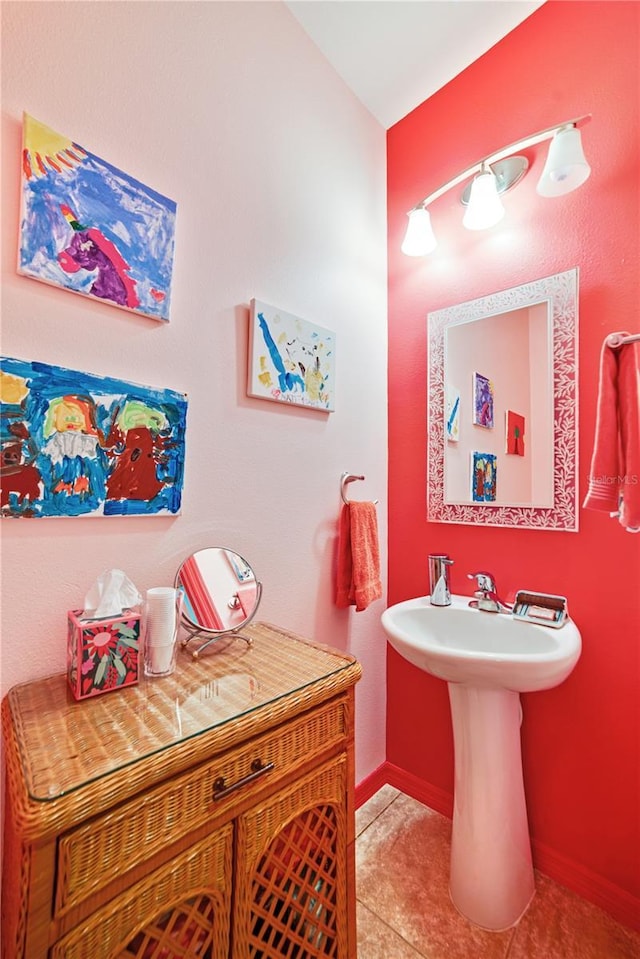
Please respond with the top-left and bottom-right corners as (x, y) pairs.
(52, 827), (234, 958)
(1, 623), (361, 959)
(237, 757), (348, 957)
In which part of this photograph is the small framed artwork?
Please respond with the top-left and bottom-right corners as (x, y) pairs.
(248, 299), (336, 412)
(471, 451), (497, 502)
(19, 114), (177, 322)
(446, 387), (460, 441)
(473, 372), (494, 428)
(506, 410), (526, 455)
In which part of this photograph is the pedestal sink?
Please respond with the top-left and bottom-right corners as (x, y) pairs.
(381, 593), (581, 931)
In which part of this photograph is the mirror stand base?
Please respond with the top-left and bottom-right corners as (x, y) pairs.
(181, 628), (254, 660)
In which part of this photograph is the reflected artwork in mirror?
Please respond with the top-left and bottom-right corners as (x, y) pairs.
(175, 547), (262, 658)
(427, 269), (578, 530)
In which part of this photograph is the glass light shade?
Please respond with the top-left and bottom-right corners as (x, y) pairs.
(462, 170), (505, 230)
(401, 207), (437, 256)
(536, 126), (591, 197)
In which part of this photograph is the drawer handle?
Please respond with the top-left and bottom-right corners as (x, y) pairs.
(212, 758), (275, 800)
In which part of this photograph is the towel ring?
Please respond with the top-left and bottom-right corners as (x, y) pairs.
(341, 471), (378, 505)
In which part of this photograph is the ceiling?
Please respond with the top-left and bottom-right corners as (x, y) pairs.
(285, 1), (545, 129)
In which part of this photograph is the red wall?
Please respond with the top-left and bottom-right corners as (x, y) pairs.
(387, 0), (639, 924)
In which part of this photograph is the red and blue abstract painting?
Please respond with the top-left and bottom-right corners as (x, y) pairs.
(471, 451), (497, 503)
(1, 356), (187, 518)
(19, 114), (176, 322)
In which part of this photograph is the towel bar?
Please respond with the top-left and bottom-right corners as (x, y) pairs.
(607, 331), (640, 348)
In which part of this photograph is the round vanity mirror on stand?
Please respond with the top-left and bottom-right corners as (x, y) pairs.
(175, 547), (262, 658)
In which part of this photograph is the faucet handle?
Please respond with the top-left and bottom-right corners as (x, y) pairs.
(467, 571), (496, 594)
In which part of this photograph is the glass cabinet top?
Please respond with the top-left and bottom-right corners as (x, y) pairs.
(6, 623), (358, 802)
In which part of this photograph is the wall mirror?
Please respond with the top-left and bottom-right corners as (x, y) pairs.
(427, 268), (578, 530)
(175, 547), (262, 658)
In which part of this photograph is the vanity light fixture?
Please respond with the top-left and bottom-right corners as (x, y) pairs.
(401, 115), (591, 255)
(401, 206), (437, 255)
(462, 164), (505, 231)
(536, 124), (591, 197)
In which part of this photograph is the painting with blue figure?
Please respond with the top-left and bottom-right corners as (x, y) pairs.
(1, 356), (187, 519)
(446, 387), (461, 442)
(247, 299), (336, 412)
(19, 114), (176, 322)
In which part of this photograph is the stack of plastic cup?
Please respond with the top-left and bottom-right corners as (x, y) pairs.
(144, 587), (182, 677)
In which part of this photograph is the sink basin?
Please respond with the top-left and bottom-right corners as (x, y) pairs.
(381, 592), (581, 931)
(381, 593), (581, 692)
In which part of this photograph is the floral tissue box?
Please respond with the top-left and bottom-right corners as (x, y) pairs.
(67, 609), (141, 700)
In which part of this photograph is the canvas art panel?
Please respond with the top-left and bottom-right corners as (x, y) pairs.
(473, 372), (494, 428)
(248, 299), (336, 412)
(446, 387), (460, 441)
(506, 410), (526, 455)
(471, 451), (497, 502)
(19, 114), (177, 322)
(1, 356), (187, 518)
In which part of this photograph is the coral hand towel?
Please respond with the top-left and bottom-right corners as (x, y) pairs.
(336, 501), (382, 612)
(583, 336), (640, 531)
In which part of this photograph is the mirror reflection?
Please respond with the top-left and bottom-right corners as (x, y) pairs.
(427, 269), (578, 531)
(444, 302), (553, 507)
(175, 547), (262, 657)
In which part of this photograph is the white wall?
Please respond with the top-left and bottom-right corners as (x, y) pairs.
(0, 1), (388, 783)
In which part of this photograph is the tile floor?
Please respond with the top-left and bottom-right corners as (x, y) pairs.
(355, 786), (640, 959)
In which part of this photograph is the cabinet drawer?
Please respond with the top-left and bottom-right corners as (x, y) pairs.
(55, 697), (346, 915)
(51, 824), (233, 959)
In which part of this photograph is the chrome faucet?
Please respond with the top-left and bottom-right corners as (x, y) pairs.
(429, 554), (454, 606)
(467, 571), (512, 613)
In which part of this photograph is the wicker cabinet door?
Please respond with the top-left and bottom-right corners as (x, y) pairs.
(51, 825), (233, 959)
(234, 756), (348, 959)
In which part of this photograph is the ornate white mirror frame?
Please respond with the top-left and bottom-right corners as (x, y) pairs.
(427, 268), (579, 530)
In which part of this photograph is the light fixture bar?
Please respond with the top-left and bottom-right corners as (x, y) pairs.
(411, 114), (591, 212)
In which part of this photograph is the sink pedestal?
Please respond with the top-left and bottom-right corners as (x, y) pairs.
(381, 594), (581, 929)
(448, 684), (535, 931)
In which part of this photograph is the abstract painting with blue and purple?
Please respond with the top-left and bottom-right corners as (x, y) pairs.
(472, 372), (494, 429)
(18, 114), (176, 322)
